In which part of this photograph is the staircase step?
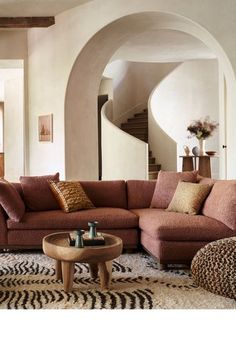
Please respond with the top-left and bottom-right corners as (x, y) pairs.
(149, 157), (155, 164)
(128, 117), (148, 123)
(134, 112), (148, 117)
(148, 171), (159, 180)
(122, 127), (148, 134)
(149, 164), (161, 172)
(121, 122), (148, 129)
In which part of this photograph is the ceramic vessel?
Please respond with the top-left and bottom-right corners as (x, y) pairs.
(198, 139), (206, 156)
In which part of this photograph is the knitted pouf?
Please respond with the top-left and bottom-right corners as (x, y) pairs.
(191, 237), (236, 300)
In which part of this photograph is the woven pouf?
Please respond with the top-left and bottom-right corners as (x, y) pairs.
(191, 237), (236, 300)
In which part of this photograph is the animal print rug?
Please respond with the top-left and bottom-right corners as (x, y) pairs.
(0, 251), (235, 309)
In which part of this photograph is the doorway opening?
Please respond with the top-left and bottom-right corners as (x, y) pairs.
(0, 60), (24, 181)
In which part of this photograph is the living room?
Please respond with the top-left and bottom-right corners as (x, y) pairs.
(0, 0), (235, 352)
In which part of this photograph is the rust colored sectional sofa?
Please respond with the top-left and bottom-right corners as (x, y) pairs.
(0, 177), (235, 267)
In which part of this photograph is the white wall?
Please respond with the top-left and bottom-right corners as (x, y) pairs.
(150, 59), (219, 178)
(4, 71), (24, 181)
(26, 0), (236, 180)
(102, 100), (148, 180)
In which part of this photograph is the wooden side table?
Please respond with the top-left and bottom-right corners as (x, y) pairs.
(43, 232), (123, 292)
(179, 156), (194, 172)
(198, 156), (212, 178)
(180, 155), (217, 178)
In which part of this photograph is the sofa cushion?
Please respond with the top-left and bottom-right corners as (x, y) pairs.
(202, 180), (236, 230)
(131, 208), (234, 242)
(49, 180), (94, 212)
(7, 207), (139, 230)
(150, 170), (198, 209)
(80, 180), (127, 209)
(166, 181), (212, 215)
(20, 173), (60, 211)
(126, 180), (156, 209)
(0, 178), (25, 221)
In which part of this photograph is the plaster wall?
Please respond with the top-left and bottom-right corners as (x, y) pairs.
(102, 100), (148, 180)
(27, 0), (236, 179)
(150, 59), (219, 178)
(4, 71), (24, 181)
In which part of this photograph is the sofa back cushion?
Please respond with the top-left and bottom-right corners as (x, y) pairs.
(126, 180), (156, 209)
(197, 175), (215, 186)
(0, 178), (25, 221)
(80, 180), (127, 208)
(202, 180), (236, 230)
(20, 173), (60, 211)
(150, 170), (198, 209)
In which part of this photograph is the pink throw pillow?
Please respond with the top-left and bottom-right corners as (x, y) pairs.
(202, 180), (236, 230)
(0, 178), (25, 221)
(20, 173), (60, 211)
(150, 170), (198, 209)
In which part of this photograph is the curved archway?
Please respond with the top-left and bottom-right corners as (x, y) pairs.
(65, 11), (236, 180)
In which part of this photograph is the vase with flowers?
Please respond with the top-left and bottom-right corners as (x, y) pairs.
(187, 116), (219, 155)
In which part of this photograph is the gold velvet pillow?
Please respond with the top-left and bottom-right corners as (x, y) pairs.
(166, 181), (212, 215)
(49, 181), (95, 213)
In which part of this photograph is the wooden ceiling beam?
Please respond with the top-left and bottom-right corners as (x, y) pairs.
(0, 17), (55, 28)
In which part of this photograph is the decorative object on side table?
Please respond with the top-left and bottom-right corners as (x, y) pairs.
(205, 151), (217, 156)
(88, 220), (99, 238)
(187, 116), (218, 156)
(69, 221), (105, 247)
(183, 145), (190, 156)
(75, 229), (85, 248)
(192, 146), (199, 156)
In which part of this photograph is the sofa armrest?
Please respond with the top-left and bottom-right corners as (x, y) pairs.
(0, 205), (8, 246)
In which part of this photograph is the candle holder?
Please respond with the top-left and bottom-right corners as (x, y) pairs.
(75, 229), (85, 248)
(88, 221), (99, 239)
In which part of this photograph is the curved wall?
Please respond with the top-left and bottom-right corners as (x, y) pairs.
(149, 59), (219, 178)
(102, 100), (148, 180)
(27, 1), (236, 179)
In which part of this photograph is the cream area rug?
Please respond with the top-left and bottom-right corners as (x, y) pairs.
(0, 251), (235, 309)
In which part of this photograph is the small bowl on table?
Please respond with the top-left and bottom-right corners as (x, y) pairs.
(205, 151), (217, 156)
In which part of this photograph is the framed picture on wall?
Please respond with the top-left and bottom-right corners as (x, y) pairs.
(38, 114), (53, 142)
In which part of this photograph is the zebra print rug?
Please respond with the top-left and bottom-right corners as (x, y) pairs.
(0, 251), (235, 309)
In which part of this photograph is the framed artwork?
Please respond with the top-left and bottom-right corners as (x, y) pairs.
(38, 114), (53, 142)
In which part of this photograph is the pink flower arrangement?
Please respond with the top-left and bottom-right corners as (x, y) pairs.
(187, 116), (219, 140)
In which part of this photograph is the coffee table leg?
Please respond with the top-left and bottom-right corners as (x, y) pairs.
(89, 263), (99, 279)
(55, 260), (62, 281)
(61, 261), (74, 292)
(98, 261), (112, 290)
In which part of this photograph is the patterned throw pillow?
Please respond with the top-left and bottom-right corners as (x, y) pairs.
(166, 181), (212, 215)
(49, 181), (95, 212)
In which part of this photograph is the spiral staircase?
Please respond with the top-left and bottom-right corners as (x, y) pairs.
(121, 109), (161, 180)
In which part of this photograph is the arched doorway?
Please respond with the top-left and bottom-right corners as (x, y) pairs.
(65, 11), (236, 180)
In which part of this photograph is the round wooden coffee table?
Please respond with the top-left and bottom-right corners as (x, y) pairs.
(42, 232), (123, 292)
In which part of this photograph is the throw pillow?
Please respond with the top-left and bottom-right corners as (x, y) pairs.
(166, 181), (212, 215)
(49, 180), (95, 212)
(0, 178), (25, 221)
(20, 173), (60, 211)
(202, 180), (236, 231)
(150, 170), (198, 209)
